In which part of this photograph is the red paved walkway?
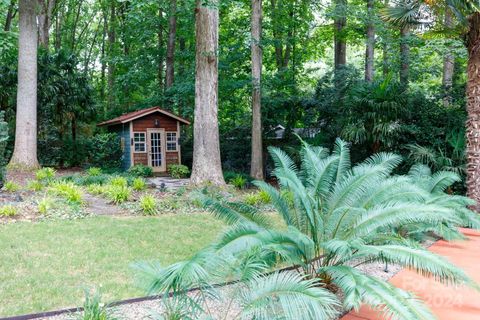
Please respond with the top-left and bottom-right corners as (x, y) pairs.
(342, 228), (480, 320)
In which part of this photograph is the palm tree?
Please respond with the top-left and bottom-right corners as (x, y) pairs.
(383, 0), (480, 208)
(137, 139), (478, 319)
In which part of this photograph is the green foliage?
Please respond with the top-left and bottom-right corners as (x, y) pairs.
(108, 176), (128, 188)
(243, 190), (271, 206)
(0, 111), (9, 169)
(0, 205), (16, 217)
(27, 180), (44, 192)
(106, 185), (131, 204)
(167, 164), (190, 179)
(35, 167), (56, 182)
(132, 178), (147, 191)
(128, 165), (153, 178)
(88, 134), (123, 169)
(37, 196), (54, 215)
(139, 194), (158, 215)
(49, 182), (83, 204)
(3, 181), (19, 192)
(79, 288), (115, 320)
(230, 175), (247, 189)
(190, 140), (478, 319)
(87, 184), (108, 195)
(65, 173), (110, 186)
(87, 167), (102, 177)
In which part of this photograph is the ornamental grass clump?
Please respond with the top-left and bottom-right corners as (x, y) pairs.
(132, 177), (147, 191)
(0, 205), (16, 217)
(139, 194), (158, 215)
(3, 181), (20, 192)
(106, 185), (131, 204)
(135, 138), (480, 320)
(35, 167), (56, 183)
(49, 181), (83, 204)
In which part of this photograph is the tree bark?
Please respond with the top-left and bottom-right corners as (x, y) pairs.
(399, 25), (410, 87)
(270, 0), (283, 70)
(465, 12), (480, 208)
(165, 0), (177, 89)
(250, 0), (263, 180)
(37, 0), (55, 49)
(364, 0), (375, 82)
(4, 0), (17, 32)
(158, 6), (164, 91)
(9, 0), (40, 169)
(107, 1), (116, 109)
(442, 9), (454, 106)
(190, 0), (225, 185)
(334, 0), (347, 69)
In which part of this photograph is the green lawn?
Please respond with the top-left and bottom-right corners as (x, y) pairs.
(0, 214), (225, 317)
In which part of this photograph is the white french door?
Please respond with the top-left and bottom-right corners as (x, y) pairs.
(147, 129), (166, 172)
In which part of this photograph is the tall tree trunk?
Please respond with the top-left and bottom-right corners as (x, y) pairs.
(364, 0), (375, 82)
(250, 0), (263, 180)
(100, 10), (107, 113)
(190, 0), (225, 185)
(399, 25), (409, 87)
(270, 0), (283, 70)
(442, 9), (454, 106)
(107, 1), (116, 110)
(4, 0), (17, 31)
(54, 5), (61, 50)
(9, 0), (40, 169)
(165, 0), (177, 89)
(465, 12), (480, 208)
(333, 0), (347, 69)
(37, 0), (55, 49)
(158, 7), (164, 91)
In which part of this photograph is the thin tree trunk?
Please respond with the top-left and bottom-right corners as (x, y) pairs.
(4, 0), (17, 31)
(9, 0), (40, 169)
(107, 1), (116, 109)
(54, 5), (61, 50)
(250, 0), (263, 180)
(399, 25), (409, 87)
(165, 0), (177, 89)
(158, 6), (164, 91)
(442, 9), (454, 106)
(465, 12), (480, 208)
(190, 0), (225, 185)
(365, 0), (375, 82)
(37, 0), (55, 49)
(100, 10), (107, 113)
(270, 0), (283, 70)
(334, 0), (347, 69)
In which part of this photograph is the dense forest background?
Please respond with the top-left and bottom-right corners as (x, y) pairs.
(0, 0), (469, 182)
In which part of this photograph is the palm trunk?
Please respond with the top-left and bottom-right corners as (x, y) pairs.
(190, 0), (225, 185)
(399, 25), (409, 87)
(364, 0), (375, 82)
(165, 0), (177, 89)
(442, 9), (454, 106)
(250, 0), (263, 180)
(9, 0), (40, 169)
(334, 0), (347, 69)
(465, 12), (480, 207)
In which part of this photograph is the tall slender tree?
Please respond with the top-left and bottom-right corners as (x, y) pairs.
(37, 0), (56, 49)
(165, 0), (177, 89)
(442, 8), (454, 106)
(334, 0), (347, 69)
(190, 0), (225, 185)
(9, 0), (40, 169)
(4, 0), (17, 32)
(365, 0), (375, 82)
(107, 0), (116, 109)
(250, 0), (263, 180)
(399, 25), (409, 86)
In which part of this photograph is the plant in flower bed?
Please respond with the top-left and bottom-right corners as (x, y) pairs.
(128, 164), (153, 177)
(35, 167), (56, 183)
(3, 181), (20, 192)
(132, 177), (147, 191)
(0, 205), (17, 217)
(139, 194), (158, 215)
(49, 181), (83, 204)
(136, 139), (479, 320)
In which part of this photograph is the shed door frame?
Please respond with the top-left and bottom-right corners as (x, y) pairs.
(147, 128), (166, 172)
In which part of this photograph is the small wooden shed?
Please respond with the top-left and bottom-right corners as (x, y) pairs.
(98, 106), (190, 172)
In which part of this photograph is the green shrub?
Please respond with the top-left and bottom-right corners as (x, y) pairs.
(230, 175), (247, 189)
(35, 167), (56, 182)
(49, 182), (83, 204)
(167, 164), (190, 179)
(106, 185), (131, 204)
(27, 180), (44, 191)
(87, 184), (108, 195)
(243, 190), (271, 206)
(109, 176), (128, 188)
(127, 164), (153, 177)
(3, 181), (20, 192)
(87, 167), (102, 176)
(88, 133), (123, 169)
(139, 194), (158, 215)
(37, 196), (54, 214)
(0, 205), (16, 217)
(80, 288), (115, 320)
(132, 178), (147, 191)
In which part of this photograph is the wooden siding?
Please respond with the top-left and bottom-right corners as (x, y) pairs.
(133, 153), (148, 166)
(132, 113), (177, 131)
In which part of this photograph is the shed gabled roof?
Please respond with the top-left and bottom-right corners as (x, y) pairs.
(98, 106), (191, 126)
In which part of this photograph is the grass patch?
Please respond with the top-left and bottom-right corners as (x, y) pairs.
(0, 214), (225, 317)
